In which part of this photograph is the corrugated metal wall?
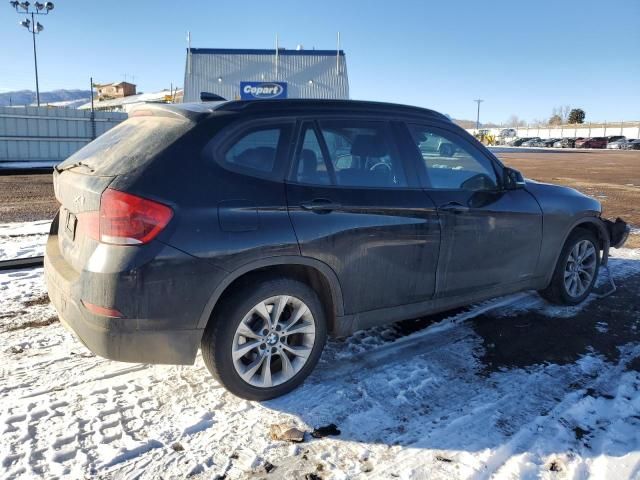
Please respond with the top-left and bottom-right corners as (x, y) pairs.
(184, 49), (349, 102)
(0, 106), (126, 167)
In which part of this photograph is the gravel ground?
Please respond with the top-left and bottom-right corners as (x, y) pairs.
(0, 174), (57, 223)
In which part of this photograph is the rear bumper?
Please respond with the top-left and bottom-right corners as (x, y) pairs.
(44, 229), (203, 365)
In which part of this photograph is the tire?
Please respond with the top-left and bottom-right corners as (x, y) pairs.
(201, 277), (327, 400)
(539, 228), (600, 305)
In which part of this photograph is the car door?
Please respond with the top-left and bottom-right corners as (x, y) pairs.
(285, 118), (441, 315)
(402, 122), (543, 298)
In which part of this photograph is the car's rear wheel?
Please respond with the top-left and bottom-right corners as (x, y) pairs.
(539, 228), (600, 305)
(201, 277), (327, 400)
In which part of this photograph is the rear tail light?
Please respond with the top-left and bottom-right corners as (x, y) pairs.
(100, 189), (173, 245)
(77, 189), (173, 245)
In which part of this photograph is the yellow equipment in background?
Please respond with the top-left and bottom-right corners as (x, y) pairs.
(475, 129), (496, 146)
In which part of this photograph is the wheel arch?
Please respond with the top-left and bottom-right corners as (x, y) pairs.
(544, 216), (610, 286)
(197, 256), (344, 332)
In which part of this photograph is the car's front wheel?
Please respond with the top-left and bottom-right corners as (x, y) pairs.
(201, 277), (327, 400)
(539, 228), (600, 305)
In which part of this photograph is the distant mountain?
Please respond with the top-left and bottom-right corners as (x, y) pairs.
(0, 89), (92, 107)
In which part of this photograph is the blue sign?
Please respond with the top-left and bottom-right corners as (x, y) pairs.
(240, 82), (287, 100)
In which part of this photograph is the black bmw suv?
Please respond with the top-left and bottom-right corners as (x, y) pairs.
(45, 100), (626, 400)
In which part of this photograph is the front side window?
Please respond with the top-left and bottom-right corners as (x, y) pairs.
(407, 124), (498, 191)
(223, 126), (285, 174)
(317, 120), (407, 188)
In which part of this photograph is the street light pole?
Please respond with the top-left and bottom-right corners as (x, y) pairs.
(30, 11), (40, 106)
(474, 99), (484, 131)
(9, 1), (55, 107)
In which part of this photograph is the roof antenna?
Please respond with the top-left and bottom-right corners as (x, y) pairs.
(201, 92), (226, 102)
(336, 32), (340, 76)
(275, 33), (279, 78)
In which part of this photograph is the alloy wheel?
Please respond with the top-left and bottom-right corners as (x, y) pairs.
(563, 239), (597, 298)
(231, 295), (316, 388)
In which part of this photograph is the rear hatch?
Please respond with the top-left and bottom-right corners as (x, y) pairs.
(53, 112), (194, 272)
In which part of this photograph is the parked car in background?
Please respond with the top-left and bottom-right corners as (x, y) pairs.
(44, 99), (629, 400)
(521, 137), (542, 147)
(606, 137), (628, 150)
(575, 137), (607, 149)
(556, 137), (584, 148)
(511, 137), (534, 146)
(606, 136), (625, 144)
(627, 139), (640, 150)
(541, 138), (561, 147)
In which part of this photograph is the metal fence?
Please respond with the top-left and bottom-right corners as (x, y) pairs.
(0, 106), (127, 167)
(466, 122), (640, 140)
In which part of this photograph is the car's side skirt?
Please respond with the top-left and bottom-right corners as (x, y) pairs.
(333, 277), (544, 337)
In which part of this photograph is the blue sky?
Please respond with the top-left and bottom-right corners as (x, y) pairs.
(1, 0), (638, 123)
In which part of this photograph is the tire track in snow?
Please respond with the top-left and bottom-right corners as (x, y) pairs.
(314, 292), (531, 382)
(471, 350), (639, 480)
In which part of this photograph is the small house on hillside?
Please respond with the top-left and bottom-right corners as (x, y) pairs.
(95, 82), (137, 101)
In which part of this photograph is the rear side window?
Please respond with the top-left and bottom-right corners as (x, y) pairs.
(316, 120), (407, 188)
(58, 116), (193, 175)
(225, 128), (279, 172)
(219, 123), (292, 178)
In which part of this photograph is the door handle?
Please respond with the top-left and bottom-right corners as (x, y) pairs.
(300, 199), (341, 212)
(438, 202), (469, 214)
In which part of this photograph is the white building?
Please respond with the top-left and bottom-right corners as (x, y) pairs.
(183, 47), (349, 103)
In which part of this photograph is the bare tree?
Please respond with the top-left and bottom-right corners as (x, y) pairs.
(506, 115), (526, 127)
(549, 114), (562, 125)
(550, 105), (572, 125)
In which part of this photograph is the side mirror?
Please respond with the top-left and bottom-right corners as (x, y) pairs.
(503, 167), (526, 190)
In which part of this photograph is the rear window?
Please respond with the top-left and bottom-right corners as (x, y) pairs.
(57, 116), (193, 175)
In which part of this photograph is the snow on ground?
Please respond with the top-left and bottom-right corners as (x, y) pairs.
(0, 221), (50, 261)
(1, 222), (640, 479)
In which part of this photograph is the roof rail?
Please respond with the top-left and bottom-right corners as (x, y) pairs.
(214, 99), (450, 121)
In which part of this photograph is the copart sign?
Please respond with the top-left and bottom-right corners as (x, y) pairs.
(240, 82), (288, 100)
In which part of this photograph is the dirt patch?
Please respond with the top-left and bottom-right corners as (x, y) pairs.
(0, 174), (57, 222)
(22, 294), (50, 308)
(497, 149), (640, 235)
(472, 273), (640, 373)
(626, 356), (640, 372)
(6, 315), (58, 332)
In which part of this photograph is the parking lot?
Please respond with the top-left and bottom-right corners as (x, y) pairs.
(1, 147), (639, 478)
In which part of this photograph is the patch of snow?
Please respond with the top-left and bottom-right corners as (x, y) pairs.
(0, 224), (639, 479)
(0, 221), (51, 260)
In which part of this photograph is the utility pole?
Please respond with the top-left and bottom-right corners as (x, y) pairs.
(474, 99), (484, 131)
(9, 1), (55, 107)
(89, 76), (96, 140)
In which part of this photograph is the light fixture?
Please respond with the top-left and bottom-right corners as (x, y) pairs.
(19, 1), (29, 10)
(34, 1), (43, 9)
(36, 21), (43, 31)
(9, 1), (19, 8)
(19, 18), (30, 27)
(308, 79), (314, 85)
(44, 1), (52, 10)
(217, 77), (222, 83)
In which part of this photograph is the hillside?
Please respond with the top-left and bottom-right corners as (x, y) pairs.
(0, 89), (92, 107)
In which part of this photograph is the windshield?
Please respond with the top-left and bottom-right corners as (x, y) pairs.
(57, 115), (193, 175)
